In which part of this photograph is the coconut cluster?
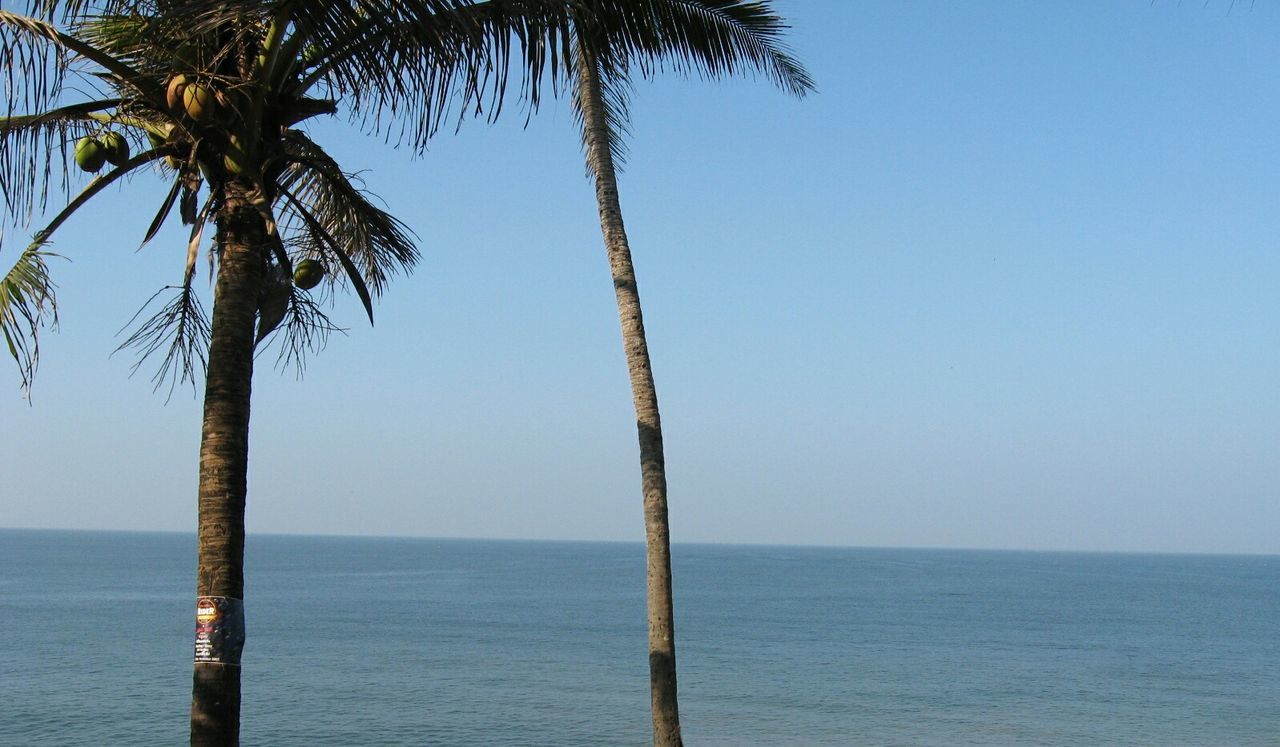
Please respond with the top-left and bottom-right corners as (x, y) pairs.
(166, 74), (223, 123)
(74, 132), (130, 173)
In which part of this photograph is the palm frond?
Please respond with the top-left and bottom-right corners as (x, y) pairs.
(23, 143), (169, 249)
(18, 0), (143, 26)
(0, 10), (160, 100)
(2, 8), (176, 226)
(76, 11), (220, 91)
(2, 9), (71, 135)
(9, 121), (179, 245)
(564, 0), (814, 177)
(140, 169), (184, 248)
(0, 101), (119, 224)
(173, 0), (566, 149)
(114, 282), (211, 400)
(255, 260), (291, 344)
(277, 187), (376, 325)
(265, 287), (343, 377)
(575, 0), (814, 97)
(0, 240), (59, 396)
(456, 0), (814, 129)
(77, 13), (163, 66)
(184, 190), (214, 284)
(291, 0), (509, 146)
(277, 129), (418, 299)
(431, 0), (577, 134)
(571, 42), (633, 175)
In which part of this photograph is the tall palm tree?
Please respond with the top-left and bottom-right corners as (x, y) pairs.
(1, 1), (584, 742)
(563, 5), (811, 744)
(373, 2), (810, 741)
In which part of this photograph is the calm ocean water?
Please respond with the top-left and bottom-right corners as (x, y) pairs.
(2, 530), (1277, 746)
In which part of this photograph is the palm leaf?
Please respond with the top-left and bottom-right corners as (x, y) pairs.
(24, 144), (168, 248)
(268, 285), (342, 375)
(0, 241), (58, 396)
(570, 43), (634, 174)
(0, 101), (120, 224)
(18, 0), (142, 26)
(114, 283), (211, 400)
(574, 0), (814, 96)
(164, 0), (561, 148)
(78, 12), (190, 71)
(184, 192), (215, 285)
(277, 187), (377, 325)
(254, 260), (291, 345)
(277, 129), (418, 298)
(2, 8), (72, 136)
(286, 0), (499, 144)
(558, 2), (813, 174)
(0, 10), (161, 101)
(140, 170), (184, 248)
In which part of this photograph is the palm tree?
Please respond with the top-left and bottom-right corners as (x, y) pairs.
(394, 4), (811, 740)
(280, 1), (809, 741)
(562, 5), (811, 744)
(1, 1), (584, 742)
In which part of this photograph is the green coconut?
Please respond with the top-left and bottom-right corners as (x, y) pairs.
(293, 259), (326, 290)
(74, 136), (107, 173)
(100, 131), (130, 166)
(182, 83), (216, 122)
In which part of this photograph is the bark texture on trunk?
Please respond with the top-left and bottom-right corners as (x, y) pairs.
(190, 180), (267, 747)
(576, 47), (683, 747)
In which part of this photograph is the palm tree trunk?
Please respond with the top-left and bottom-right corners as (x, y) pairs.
(190, 180), (267, 746)
(576, 48), (683, 747)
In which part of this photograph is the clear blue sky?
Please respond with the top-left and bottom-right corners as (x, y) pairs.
(3, 1), (1277, 553)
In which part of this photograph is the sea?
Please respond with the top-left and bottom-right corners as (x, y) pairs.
(2, 529), (1277, 746)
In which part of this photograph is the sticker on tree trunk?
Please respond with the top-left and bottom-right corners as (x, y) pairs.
(194, 596), (245, 665)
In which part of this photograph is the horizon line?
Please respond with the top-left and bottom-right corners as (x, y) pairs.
(3, 525), (1276, 559)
